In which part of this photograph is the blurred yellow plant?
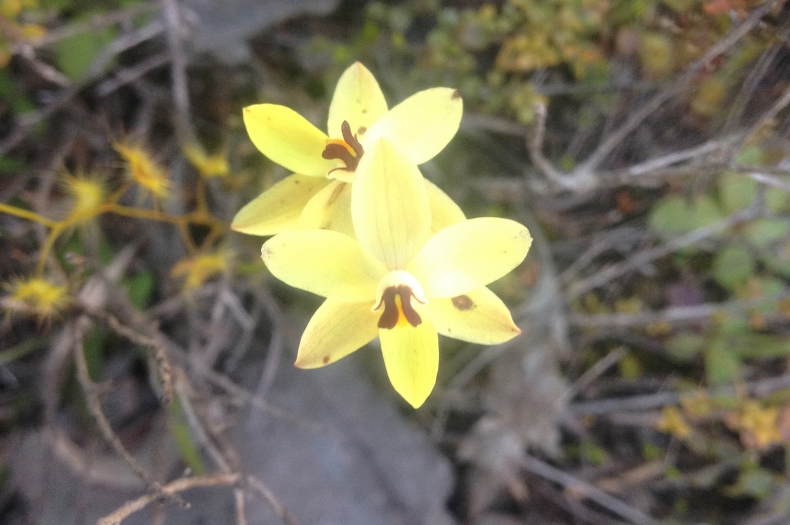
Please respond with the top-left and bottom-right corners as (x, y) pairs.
(183, 143), (229, 178)
(0, 0), (45, 67)
(62, 171), (105, 222)
(114, 141), (170, 200)
(656, 405), (692, 439)
(726, 399), (782, 450)
(171, 250), (230, 291)
(3, 276), (69, 319)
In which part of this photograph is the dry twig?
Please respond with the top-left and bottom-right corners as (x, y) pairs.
(522, 454), (662, 525)
(528, 0), (782, 193)
(566, 206), (761, 300)
(570, 289), (790, 328)
(72, 315), (185, 506)
(569, 374), (790, 416)
(247, 475), (300, 525)
(96, 472), (241, 525)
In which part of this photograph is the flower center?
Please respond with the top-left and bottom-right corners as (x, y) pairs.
(373, 270), (428, 330)
(322, 120), (364, 174)
(375, 285), (422, 329)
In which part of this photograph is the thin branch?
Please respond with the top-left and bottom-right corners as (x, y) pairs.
(72, 315), (184, 506)
(556, 348), (627, 409)
(536, 0), (781, 191)
(570, 290), (790, 328)
(527, 102), (569, 187)
(96, 53), (171, 97)
(96, 473), (240, 525)
(0, 19), (165, 156)
(161, 0), (197, 144)
(743, 81), (790, 142)
(82, 307), (174, 404)
(577, 0), (780, 175)
(521, 455), (662, 525)
(566, 206), (760, 300)
(247, 475), (300, 525)
(559, 227), (646, 287)
(747, 170), (790, 193)
(19, 3), (158, 49)
(723, 21), (790, 131)
(173, 370), (232, 472)
(569, 374), (790, 416)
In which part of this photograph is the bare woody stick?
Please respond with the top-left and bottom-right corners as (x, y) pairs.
(72, 315), (185, 507)
(96, 473), (240, 525)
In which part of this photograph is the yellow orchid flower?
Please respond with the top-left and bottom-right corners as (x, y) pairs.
(232, 62), (465, 237)
(260, 139), (532, 408)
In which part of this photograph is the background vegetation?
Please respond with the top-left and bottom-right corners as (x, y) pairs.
(1, 0), (790, 523)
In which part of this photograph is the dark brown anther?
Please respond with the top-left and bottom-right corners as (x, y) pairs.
(321, 120), (365, 174)
(377, 285), (422, 329)
(322, 143), (355, 169)
(341, 121), (365, 158)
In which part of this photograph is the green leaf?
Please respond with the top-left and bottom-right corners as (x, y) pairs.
(125, 271), (155, 311)
(730, 333), (790, 359)
(718, 171), (756, 214)
(168, 398), (206, 475)
(648, 194), (724, 240)
(83, 325), (106, 382)
(705, 339), (741, 386)
(712, 245), (754, 290)
(580, 441), (607, 466)
(618, 353), (642, 379)
(666, 333), (705, 362)
(725, 467), (774, 499)
(765, 187), (790, 213)
(648, 195), (689, 235)
(53, 26), (117, 81)
(742, 219), (789, 249)
(735, 145), (765, 165)
(761, 248), (790, 278)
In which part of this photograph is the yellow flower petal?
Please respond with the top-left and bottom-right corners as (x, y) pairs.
(424, 287), (521, 344)
(243, 104), (336, 176)
(261, 229), (385, 301)
(232, 174), (330, 236)
(379, 319), (439, 408)
(327, 62), (388, 140)
(363, 87), (463, 165)
(352, 138), (431, 270)
(295, 298), (379, 368)
(408, 217), (532, 298)
(298, 180), (355, 237)
(425, 179), (465, 232)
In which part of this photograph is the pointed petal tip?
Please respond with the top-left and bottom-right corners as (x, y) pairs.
(405, 395), (428, 409)
(294, 356), (325, 369)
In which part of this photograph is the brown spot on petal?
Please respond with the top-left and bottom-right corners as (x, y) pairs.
(358, 126), (367, 135)
(451, 89), (461, 100)
(323, 356), (330, 364)
(452, 295), (474, 311)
